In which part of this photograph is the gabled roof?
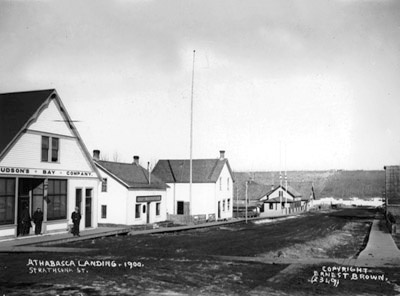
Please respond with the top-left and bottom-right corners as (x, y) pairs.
(0, 89), (101, 180)
(95, 160), (168, 189)
(152, 158), (234, 183)
(265, 184), (302, 199)
(0, 89), (55, 158)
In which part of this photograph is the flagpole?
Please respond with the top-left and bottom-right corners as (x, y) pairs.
(279, 141), (282, 213)
(189, 50), (195, 216)
(245, 180), (248, 224)
(285, 142), (288, 214)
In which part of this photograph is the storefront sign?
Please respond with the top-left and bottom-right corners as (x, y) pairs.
(0, 166), (96, 178)
(136, 195), (161, 203)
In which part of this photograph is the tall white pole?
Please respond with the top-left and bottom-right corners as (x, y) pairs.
(285, 143), (287, 214)
(245, 180), (248, 224)
(279, 141), (282, 213)
(189, 50), (195, 216)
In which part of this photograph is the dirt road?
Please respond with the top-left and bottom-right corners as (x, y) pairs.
(1, 208), (399, 295)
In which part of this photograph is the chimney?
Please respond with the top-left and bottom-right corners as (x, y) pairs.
(93, 150), (100, 161)
(219, 150), (225, 160)
(133, 156), (139, 165)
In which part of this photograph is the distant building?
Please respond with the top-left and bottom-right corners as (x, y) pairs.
(234, 180), (314, 218)
(93, 151), (168, 226)
(152, 150), (234, 222)
(0, 90), (101, 238)
(384, 166), (400, 220)
(259, 184), (302, 216)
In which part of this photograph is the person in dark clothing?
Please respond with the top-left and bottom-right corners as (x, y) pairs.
(20, 204), (31, 236)
(32, 208), (44, 235)
(71, 207), (82, 236)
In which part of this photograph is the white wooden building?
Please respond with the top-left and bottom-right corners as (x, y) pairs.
(0, 89), (101, 238)
(152, 151), (234, 222)
(93, 151), (168, 226)
(259, 184), (302, 216)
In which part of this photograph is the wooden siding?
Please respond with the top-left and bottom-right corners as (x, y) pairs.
(28, 99), (74, 137)
(0, 132), (93, 172)
(386, 166), (400, 205)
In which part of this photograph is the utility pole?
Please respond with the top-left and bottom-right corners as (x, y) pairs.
(245, 180), (248, 223)
(236, 186), (239, 219)
(189, 50), (195, 216)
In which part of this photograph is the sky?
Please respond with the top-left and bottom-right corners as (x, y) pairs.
(1, 0), (400, 171)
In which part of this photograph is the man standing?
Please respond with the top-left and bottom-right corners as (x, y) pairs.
(20, 203), (31, 236)
(32, 208), (43, 235)
(71, 207), (82, 236)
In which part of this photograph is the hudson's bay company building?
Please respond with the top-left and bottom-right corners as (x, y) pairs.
(0, 90), (101, 238)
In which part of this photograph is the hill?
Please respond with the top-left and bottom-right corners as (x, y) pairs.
(233, 170), (385, 199)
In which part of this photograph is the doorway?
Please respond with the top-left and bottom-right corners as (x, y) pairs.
(146, 202), (150, 224)
(85, 188), (92, 228)
(17, 178), (44, 236)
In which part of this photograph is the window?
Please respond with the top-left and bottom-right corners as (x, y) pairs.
(41, 136), (59, 162)
(223, 200), (225, 211)
(101, 178), (107, 192)
(41, 136), (49, 161)
(219, 177), (222, 191)
(227, 178), (230, 191)
(269, 203), (274, 210)
(260, 204), (265, 212)
(51, 138), (59, 162)
(47, 179), (67, 220)
(227, 199), (230, 211)
(101, 205), (107, 219)
(142, 204), (146, 213)
(0, 178), (15, 225)
(177, 201), (184, 215)
(156, 203), (160, 216)
(135, 204), (141, 218)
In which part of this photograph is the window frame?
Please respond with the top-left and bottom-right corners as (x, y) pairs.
(101, 178), (108, 192)
(47, 179), (67, 221)
(101, 205), (107, 219)
(135, 204), (141, 218)
(41, 136), (60, 163)
(0, 178), (15, 225)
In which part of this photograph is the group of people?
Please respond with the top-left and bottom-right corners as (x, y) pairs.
(19, 205), (82, 237)
(19, 205), (43, 236)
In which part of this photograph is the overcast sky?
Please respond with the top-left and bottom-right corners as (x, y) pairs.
(1, 0), (400, 171)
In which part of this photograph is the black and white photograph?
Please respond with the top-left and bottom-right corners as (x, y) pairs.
(1, 0), (400, 295)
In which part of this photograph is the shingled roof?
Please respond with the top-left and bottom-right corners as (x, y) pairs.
(152, 157), (233, 183)
(0, 89), (55, 158)
(96, 160), (168, 189)
(235, 180), (309, 201)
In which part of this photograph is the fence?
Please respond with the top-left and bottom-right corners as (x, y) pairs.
(167, 214), (211, 225)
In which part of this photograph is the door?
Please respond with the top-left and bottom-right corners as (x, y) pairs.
(17, 179), (44, 236)
(146, 202), (150, 224)
(85, 189), (92, 228)
(17, 196), (29, 236)
(75, 188), (82, 210)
